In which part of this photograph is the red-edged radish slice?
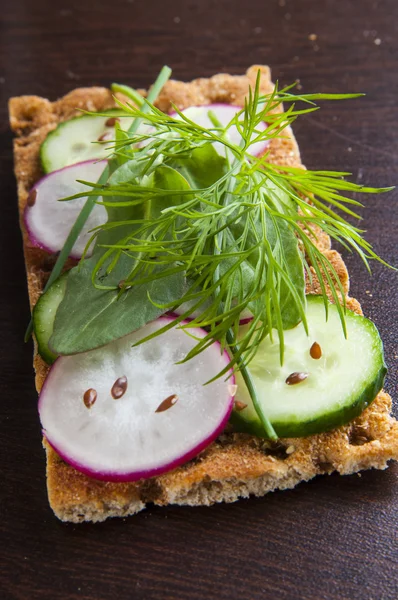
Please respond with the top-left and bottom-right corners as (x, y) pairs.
(24, 160), (107, 259)
(39, 317), (235, 482)
(170, 104), (269, 157)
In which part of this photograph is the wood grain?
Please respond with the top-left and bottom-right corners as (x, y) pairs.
(0, 0), (397, 599)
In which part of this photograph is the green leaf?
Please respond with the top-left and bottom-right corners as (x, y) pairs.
(149, 164), (193, 219)
(262, 177), (296, 214)
(100, 164), (191, 248)
(168, 143), (227, 189)
(49, 265), (186, 355)
(222, 211), (305, 329)
(271, 221), (306, 329)
(49, 165), (190, 355)
(113, 123), (133, 167)
(109, 155), (151, 186)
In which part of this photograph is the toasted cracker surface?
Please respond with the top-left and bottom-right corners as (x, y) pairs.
(10, 66), (398, 522)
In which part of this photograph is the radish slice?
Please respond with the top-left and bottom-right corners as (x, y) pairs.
(39, 317), (234, 481)
(24, 160), (107, 259)
(170, 104), (269, 157)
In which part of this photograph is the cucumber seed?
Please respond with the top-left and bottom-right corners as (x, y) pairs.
(285, 372), (309, 385)
(83, 388), (97, 409)
(111, 376), (128, 399)
(310, 341), (322, 359)
(156, 394), (178, 413)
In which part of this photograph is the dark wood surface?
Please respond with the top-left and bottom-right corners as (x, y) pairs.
(1, 1), (397, 598)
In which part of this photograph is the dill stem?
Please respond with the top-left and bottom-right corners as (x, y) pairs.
(226, 330), (278, 440)
(25, 66), (172, 341)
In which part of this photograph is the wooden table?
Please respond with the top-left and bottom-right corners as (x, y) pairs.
(1, 1), (397, 598)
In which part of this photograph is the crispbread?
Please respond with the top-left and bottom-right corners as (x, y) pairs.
(9, 66), (398, 523)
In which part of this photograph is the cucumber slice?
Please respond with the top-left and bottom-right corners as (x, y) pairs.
(40, 111), (134, 173)
(33, 272), (68, 364)
(231, 296), (386, 438)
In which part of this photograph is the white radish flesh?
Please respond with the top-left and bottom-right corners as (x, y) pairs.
(170, 104), (269, 157)
(24, 160), (108, 259)
(39, 317), (234, 481)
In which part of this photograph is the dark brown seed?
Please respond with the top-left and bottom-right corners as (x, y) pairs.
(156, 394), (178, 413)
(111, 376), (128, 399)
(27, 189), (37, 207)
(118, 279), (125, 288)
(234, 400), (247, 412)
(97, 132), (111, 142)
(105, 117), (119, 127)
(285, 372), (309, 385)
(83, 388), (97, 409)
(310, 341), (322, 359)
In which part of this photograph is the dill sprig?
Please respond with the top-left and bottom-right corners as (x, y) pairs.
(69, 75), (392, 381)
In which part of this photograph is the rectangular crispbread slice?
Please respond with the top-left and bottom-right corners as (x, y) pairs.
(9, 66), (398, 522)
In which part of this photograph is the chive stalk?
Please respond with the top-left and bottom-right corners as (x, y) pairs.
(110, 84), (145, 108)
